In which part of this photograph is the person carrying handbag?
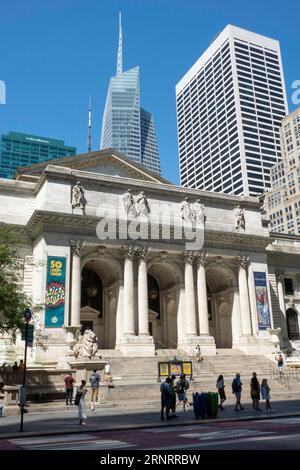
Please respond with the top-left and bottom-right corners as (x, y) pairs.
(75, 380), (88, 426)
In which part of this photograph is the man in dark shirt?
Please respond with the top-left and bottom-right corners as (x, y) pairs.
(64, 372), (75, 405)
(160, 377), (172, 421)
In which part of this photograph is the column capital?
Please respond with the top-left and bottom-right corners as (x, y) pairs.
(275, 270), (285, 282)
(196, 252), (208, 267)
(235, 255), (250, 270)
(136, 246), (149, 262)
(184, 251), (196, 265)
(123, 245), (136, 261)
(71, 240), (84, 256)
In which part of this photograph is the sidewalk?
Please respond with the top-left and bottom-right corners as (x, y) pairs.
(1, 398), (300, 439)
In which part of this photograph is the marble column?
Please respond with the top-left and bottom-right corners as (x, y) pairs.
(276, 271), (289, 340)
(184, 251), (197, 337)
(236, 256), (252, 336)
(70, 240), (83, 328)
(196, 252), (210, 335)
(123, 246), (135, 336)
(137, 247), (149, 336)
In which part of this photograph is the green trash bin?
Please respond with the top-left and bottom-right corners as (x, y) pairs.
(207, 392), (218, 418)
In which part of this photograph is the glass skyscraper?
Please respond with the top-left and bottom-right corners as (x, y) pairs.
(100, 14), (160, 175)
(0, 131), (76, 179)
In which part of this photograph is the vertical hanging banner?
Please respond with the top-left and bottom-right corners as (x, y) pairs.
(254, 272), (271, 330)
(45, 256), (66, 328)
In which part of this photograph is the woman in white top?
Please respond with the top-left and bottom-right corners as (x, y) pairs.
(78, 380), (88, 426)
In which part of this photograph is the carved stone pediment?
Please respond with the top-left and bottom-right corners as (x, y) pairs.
(80, 306), (101, 317)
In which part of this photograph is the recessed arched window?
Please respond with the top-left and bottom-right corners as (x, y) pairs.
(148, 274), (160, 318)
(286, 308), (300, 341)
(81, 268), (103, 314)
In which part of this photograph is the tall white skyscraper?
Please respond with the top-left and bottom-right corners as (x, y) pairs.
(176, 25), (288, 196)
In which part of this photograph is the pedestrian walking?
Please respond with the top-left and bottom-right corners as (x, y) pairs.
(216, 374), (226, 410)
(76, 379), (88, 426)
(276, 353), (284, 379)
(160, 377), (172, 420)
(89, 369), (101, 411)
(250, 372), (262, 412)
(64, 372), (75, 405)
(261, 378), (272, 411)
(175, 374), (190, 412)
(232, 373), (244, 411)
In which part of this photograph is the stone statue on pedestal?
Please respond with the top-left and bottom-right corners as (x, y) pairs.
(181, 197), (192, 222)
(136, 191), (150, 217)
(234, 205), (245, 230)
(72, 181), (87, 215)
(74, 328), (99, 359)
(122, 188), (136, 218)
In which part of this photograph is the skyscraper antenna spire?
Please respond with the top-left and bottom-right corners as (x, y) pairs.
(87, 96), (92, 152)
(116, 12), (123, 75)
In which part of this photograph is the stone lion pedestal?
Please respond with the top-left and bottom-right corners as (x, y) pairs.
(68, 357), (108, 403)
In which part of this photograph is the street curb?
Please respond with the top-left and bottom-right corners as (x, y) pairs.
(1, 411), (300, 440)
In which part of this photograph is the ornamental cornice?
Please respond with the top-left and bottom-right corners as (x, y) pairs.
(25, 210), (272, 248)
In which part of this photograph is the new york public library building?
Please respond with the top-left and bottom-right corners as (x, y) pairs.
(0, 148), (300, 382)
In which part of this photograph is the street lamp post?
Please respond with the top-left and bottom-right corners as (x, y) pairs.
(19, 307), (32, 432)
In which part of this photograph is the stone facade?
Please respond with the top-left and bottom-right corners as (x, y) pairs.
(1, 149), (300, 365)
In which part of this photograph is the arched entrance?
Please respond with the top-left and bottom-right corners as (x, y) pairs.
(286, 308), (300, 341)
(80, 255), (122, 349)
(147, 260), (183, 350)
(206, 265), (237, 349)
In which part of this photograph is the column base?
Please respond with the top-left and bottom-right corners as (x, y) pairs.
(178, 335), (216, 356)
(117, 335), (155, 357)
(234, 335), (274, 355)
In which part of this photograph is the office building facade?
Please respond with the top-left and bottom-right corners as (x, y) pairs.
(100, 14), (160, 175)
(176, 25), (288, 196)
(0, 131), (76, 179)
(264, 107), (300, 235)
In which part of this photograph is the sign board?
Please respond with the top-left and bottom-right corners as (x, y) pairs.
(21, 324), (34, 346)
(18, 385), (27, 406)
(158, 360), (193, 380)
(45, 256), (66, 328)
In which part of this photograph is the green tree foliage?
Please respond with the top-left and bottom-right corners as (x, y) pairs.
(0, 226), (31, 333)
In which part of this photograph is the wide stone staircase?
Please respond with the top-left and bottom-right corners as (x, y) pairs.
(101, 349), (300, 408)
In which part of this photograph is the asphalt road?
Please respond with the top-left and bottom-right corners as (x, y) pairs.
(1, 416), (300, 450)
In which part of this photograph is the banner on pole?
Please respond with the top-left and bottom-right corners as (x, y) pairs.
(254, 271), (271, 330)
(45, 256), (66, 328)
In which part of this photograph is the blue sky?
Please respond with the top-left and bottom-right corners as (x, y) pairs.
(0, 0), (299, 183)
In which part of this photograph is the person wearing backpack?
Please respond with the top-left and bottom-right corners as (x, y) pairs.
(89, 369), (101, 411)
(250, 372), (262, 412)
(232, 373), (244, 411)
(176, 374), (190, 412)
(75, 380), (88, 426)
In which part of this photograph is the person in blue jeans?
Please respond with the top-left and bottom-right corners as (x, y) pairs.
(232, 373), (244, 411)
(89, 369), (100, 411)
